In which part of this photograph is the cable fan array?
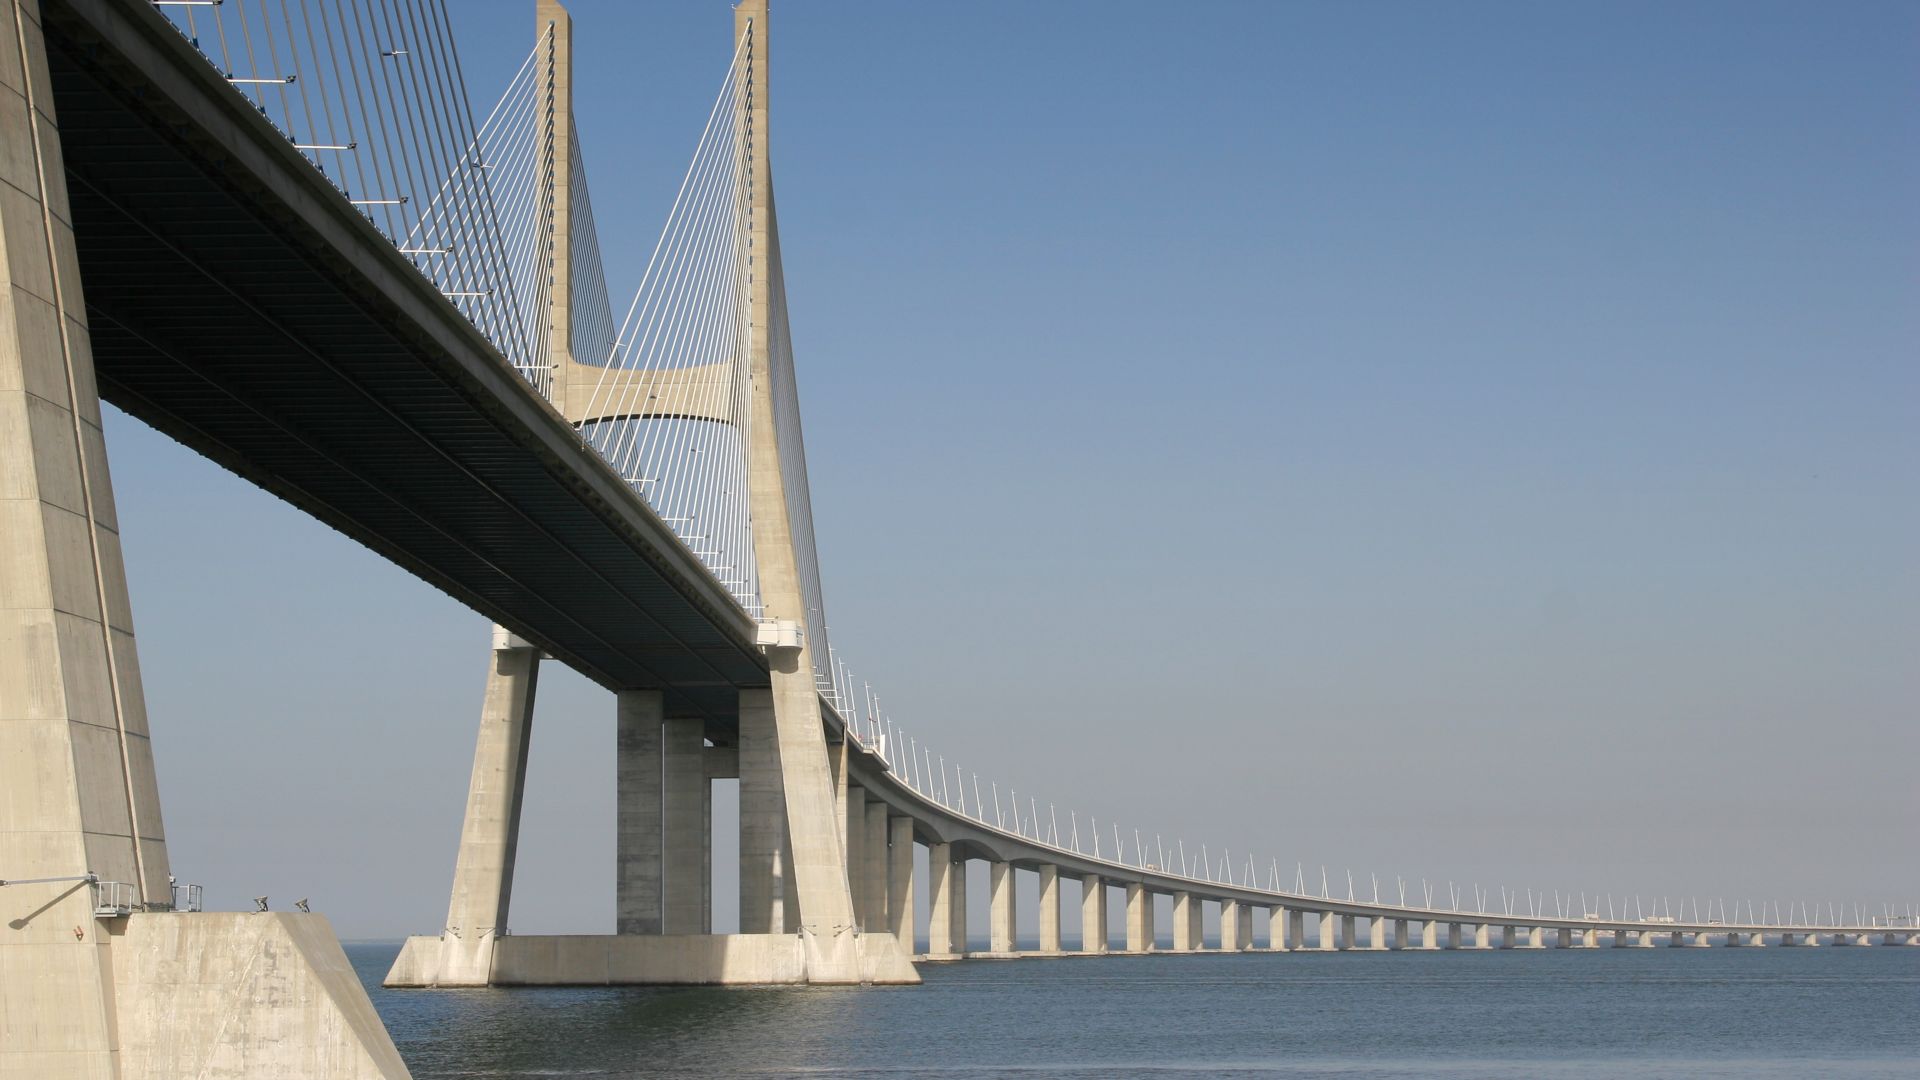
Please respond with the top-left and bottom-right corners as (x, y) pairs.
(153, 0), (550, 389)
(572, 35), (759, 616)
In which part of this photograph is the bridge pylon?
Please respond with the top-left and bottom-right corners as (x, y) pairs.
(384, 0), (915, 989)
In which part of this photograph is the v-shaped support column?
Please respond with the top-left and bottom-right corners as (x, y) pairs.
(734, 0), (911, 984)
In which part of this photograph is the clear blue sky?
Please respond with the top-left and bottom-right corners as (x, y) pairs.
(109, 1), (1917, 937)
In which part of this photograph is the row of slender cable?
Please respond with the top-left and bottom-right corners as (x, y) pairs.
(153, 0), (543, 384)
(574, 34), (760, 616)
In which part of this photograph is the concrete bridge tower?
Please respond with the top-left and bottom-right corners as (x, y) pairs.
(386, 0), (915, 988)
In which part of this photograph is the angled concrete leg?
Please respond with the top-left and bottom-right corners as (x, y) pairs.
(387, 634), (539, 986)
(1081, 875), (1108, 953)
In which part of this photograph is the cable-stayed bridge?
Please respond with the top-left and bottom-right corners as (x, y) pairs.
(0, 1), (1909, 1077)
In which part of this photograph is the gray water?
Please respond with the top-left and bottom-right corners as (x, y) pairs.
(351, 942), (1920, 1078)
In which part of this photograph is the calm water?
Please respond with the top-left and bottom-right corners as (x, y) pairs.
(350, 942), (1920, 1079)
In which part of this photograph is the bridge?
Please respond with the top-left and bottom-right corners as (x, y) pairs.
(1, 1), (1910, 1077)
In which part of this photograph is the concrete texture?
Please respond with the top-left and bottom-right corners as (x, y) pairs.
(1125, 883), (1152, 952)
(925, 846), (962, 958)
(1037, 865), (1061, 954)
(886, 817), (913, 943)
(615, 690), (663, 934)
(863, 800), (888, 934)
(110, 913), (408, 1079)
(1081, 875), (1107, 953)
(989, 861), (1016, 954)
(662, 716), (708, 934)
(843, 783), (866, 927)
(428, 931), (920, 985)
(1172, 892), (1198, 951)
(736, 688), (784, 933)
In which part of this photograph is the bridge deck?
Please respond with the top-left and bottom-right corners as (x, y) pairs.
(43, 0), (766, 726)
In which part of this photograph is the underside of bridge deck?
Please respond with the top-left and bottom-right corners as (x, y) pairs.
(41, 0), (766, 728)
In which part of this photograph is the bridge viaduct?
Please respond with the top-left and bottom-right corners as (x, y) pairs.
(0, 1), (1908, 1077)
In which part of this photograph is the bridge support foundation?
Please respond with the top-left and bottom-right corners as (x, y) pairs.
(863, 799), (889, 934)
(988, 861), (1017, 955)
(887, 817), (914, 946)
(1288, 908), (1306, 951)
(1038, 865), (1062, 955)
(1125, 884), (1154, 952)
(1318, 911), (1337, 951)
(1222, 900), (1250, 951)
(1173, 892), (1199, 951)
(926, 845), (963, 958)
(1081, 875), (1108, 953)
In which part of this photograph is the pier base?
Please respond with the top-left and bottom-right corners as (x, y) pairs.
(386, 931), (918, 986)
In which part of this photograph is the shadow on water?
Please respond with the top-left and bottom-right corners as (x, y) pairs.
(348, 941), (1920, 1079)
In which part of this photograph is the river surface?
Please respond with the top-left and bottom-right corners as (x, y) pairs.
(350, 941), (1920, 1078)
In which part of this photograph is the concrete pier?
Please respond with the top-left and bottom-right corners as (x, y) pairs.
(737, 689), (785, 933)
(1501, 924), (1517, 949)
(662, 716), (709, 934)
(616, 692), (665, 934)
(1319, 911), (1338, 951)
(1526, 925), (1544, 949)
(843, 782), (867, 926)
(1222, 900), (1251, 951)
(1392, 918), (1409, 950)
(1082, 875), (1108, 953)
(1368, 915), (1389, 950)
(1173, 892), (1199, 951)
(1288, 908), (1306, 952)
(1038, 865), (1062, 955)
(1472, 923), (1491, 949)
(989, 861), (1017, 955)
(863, 800), (889, 932)
(887, 817), (914, 944)
(1125, 884), (1154, 952)
(927, 845), (963, 957)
